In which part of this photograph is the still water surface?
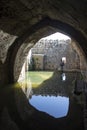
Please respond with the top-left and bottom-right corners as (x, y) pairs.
(30, 95), (69, 118)
(0, 71), (84, 130)
(23, 71), (84, 122)
(29, 72), (69, 118)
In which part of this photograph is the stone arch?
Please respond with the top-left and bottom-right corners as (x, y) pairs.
(6, 17), (87, 83)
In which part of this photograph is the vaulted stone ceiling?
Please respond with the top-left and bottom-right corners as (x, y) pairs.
(0, 0), (87, 85)
(0, 0), (87, 36)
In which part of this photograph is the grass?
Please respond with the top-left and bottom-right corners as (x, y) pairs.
(25, 71), (53, 88)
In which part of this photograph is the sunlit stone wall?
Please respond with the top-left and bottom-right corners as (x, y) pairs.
(0, 30), (17, 85)
(31, 39), (80, 71)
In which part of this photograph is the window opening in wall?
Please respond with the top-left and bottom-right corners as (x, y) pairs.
(62, 57), (66, 64)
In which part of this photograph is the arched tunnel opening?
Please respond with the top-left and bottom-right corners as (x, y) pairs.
(0, 18), (87, 130)
(1, 0), (87, 129)
(12, 31), (86, 130)
(22, 33), (79, 118)
(6, 17), (87, 84)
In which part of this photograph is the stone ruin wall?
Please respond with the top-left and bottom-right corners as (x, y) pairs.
(31, 39), (80, 71)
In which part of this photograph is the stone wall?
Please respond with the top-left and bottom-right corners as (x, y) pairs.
(31, 39), (80, 71)
(0, 0), (87, 84)
(32, 54), (45, 70)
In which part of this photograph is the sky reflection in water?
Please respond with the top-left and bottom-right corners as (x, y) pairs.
(29, 95), (69, 118)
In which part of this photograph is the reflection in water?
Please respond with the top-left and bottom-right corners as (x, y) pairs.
(0, 71), (84, 130)
(28, 72), (70, 118)
(18, 71), (84, 130)
(20, 79), (33, 99)
(29, 95), (69, 118)
(61, 73), (66, 81)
